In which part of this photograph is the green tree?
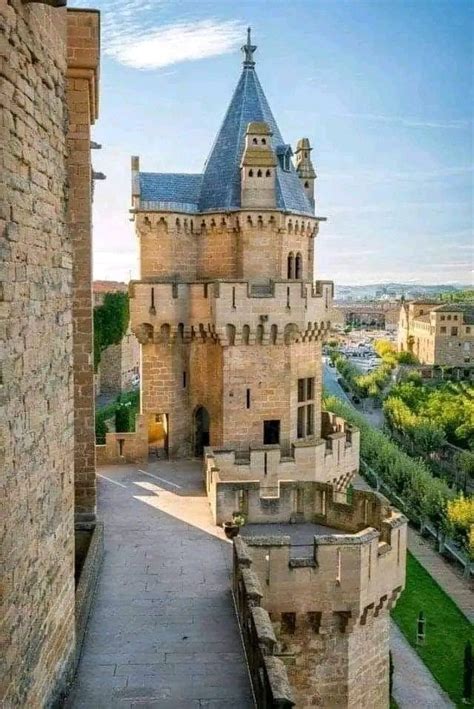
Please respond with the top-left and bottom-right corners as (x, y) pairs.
(94, 291), (130, 370)
(95, 412), (107, 445)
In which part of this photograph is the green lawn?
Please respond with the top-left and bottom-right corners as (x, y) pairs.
(392, 551), (474, 707)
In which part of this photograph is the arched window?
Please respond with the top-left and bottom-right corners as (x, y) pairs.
(256, 324), (264, 344)
(295, 253), (302, 279)
(270, 324), (278, 344)
(265, 169), (271, 177)
(257, 169), (262, 177)
(249, 169), (253, 177)
(287, 252), (294, 279)
(252, 137), (258, 144)
(262, 137), (266, 145)
(242, 325), (250, 345)
(304, 181), (309, 188)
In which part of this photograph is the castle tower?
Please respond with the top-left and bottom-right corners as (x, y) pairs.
(295, 137), (316, 210)
(129, 30), (354, 486)
(233, 486), (407, 708)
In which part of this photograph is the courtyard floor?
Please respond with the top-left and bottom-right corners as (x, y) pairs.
(67, 461), (254, 709)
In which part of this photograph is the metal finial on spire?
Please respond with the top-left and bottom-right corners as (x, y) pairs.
(241, 27), (257, 67)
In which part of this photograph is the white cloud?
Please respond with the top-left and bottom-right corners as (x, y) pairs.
(69, 0), (244, 70)
(106, 19), (245, 70)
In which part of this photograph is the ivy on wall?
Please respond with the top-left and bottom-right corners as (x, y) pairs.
(93, 292), (129, 370)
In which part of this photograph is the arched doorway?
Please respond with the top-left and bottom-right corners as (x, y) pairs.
(194, 406), (210, 457)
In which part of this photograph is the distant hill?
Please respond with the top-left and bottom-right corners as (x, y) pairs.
(334, 283), (470, 301)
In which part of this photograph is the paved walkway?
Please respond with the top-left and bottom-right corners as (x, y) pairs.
(407, 528), (473, 623)
(391, 625), (453, 708)
(67, 461), (254, 709)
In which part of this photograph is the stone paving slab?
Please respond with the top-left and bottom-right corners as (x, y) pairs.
(67, 463), (254, 709)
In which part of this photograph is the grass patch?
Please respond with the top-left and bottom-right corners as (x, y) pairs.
(392, 551), (473, 707)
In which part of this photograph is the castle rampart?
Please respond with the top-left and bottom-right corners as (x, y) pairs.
(205, 414), (360, 524)
(233, 488), (406, 707)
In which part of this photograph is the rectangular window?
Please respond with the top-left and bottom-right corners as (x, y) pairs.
(246, 388), (250, 409)
(441, 315), (445, 321)
(297, 407), (305, 438)
(447, 315), (451, 320)
(264, 420), (280, 445)
(466, 327), (471, 334)
(182, 371), (187, 388)
(297, 377), (315, 439)
(281, 612), (296, 635)
(440, 326), (446, 334)
(454, 315), (458, 320)
(451, 327), (458, 336)
(298, 379), (305, 402)
(306, 404), (314, 436)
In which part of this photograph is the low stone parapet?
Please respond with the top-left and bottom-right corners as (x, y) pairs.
(205, 412), (359, 524)
(233, 540), (295, 708)
(96, 414), (148, 465)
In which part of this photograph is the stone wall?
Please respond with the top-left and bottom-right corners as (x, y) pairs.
(133, 208), (318, 283)
(67, 9), (100, 527)
(233, 492), (406, 708)
(96, 414), (148, 465)
(99, 326), (139, 394)
(205, 414), (360, 524)
(1, 3), (74, 705)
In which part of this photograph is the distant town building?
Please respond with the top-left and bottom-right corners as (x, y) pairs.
(93, 281), (139, 395)
(331, 301), (400, 331)
(398, 301), (474, 367)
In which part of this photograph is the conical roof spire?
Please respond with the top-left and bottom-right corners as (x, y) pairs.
(241, 27), (257, 67)
(197, 31), (314, 215)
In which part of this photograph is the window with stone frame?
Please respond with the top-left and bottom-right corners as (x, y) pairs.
(297, 377), (315, 438)
(441, 326), (446, 334)
(451, 327), (458, 336)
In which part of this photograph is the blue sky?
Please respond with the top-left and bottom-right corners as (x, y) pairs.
(71, 0), (473, 285)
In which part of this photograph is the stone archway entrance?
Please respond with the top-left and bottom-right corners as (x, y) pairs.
(194, 406), (210, 457)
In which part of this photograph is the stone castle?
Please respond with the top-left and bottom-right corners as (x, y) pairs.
(1, 9), (407, 705)
(398, 300), (473, 369)
(129, 31), (407, 707)
(130, 30), (336, 464)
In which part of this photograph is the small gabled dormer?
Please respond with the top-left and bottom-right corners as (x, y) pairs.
(240, 122), (277, 208)
(295, 138), (316, 209)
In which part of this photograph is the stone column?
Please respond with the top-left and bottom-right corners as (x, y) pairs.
(66, 9), (100, 527)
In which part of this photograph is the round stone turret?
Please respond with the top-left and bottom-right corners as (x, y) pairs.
(295, 137), (316, 209)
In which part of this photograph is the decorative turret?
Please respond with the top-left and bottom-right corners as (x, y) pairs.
(295, 137), (316, 209)
(240, 122), (277, 208)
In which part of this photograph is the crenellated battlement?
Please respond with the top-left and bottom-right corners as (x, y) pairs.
(233, 488), (406, 627)
(133, 209), (320, 237)
(232, 494), (406, 708)
(205, 412), (360, 524)
(129, 279), (333, 345)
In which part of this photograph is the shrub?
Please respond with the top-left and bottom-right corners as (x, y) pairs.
(95, 412), (107, 445)
(324, 395), (454, 527)
(94, 291), (129, 370)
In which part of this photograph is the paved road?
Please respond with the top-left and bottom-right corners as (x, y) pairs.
(67, 462), (253, 709)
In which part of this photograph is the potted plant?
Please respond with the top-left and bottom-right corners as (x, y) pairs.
(223, 512), (246, 539)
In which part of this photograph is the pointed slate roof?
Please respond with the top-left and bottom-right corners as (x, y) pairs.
(138, 32), (314, 216)
(198, 62), (313, 215)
